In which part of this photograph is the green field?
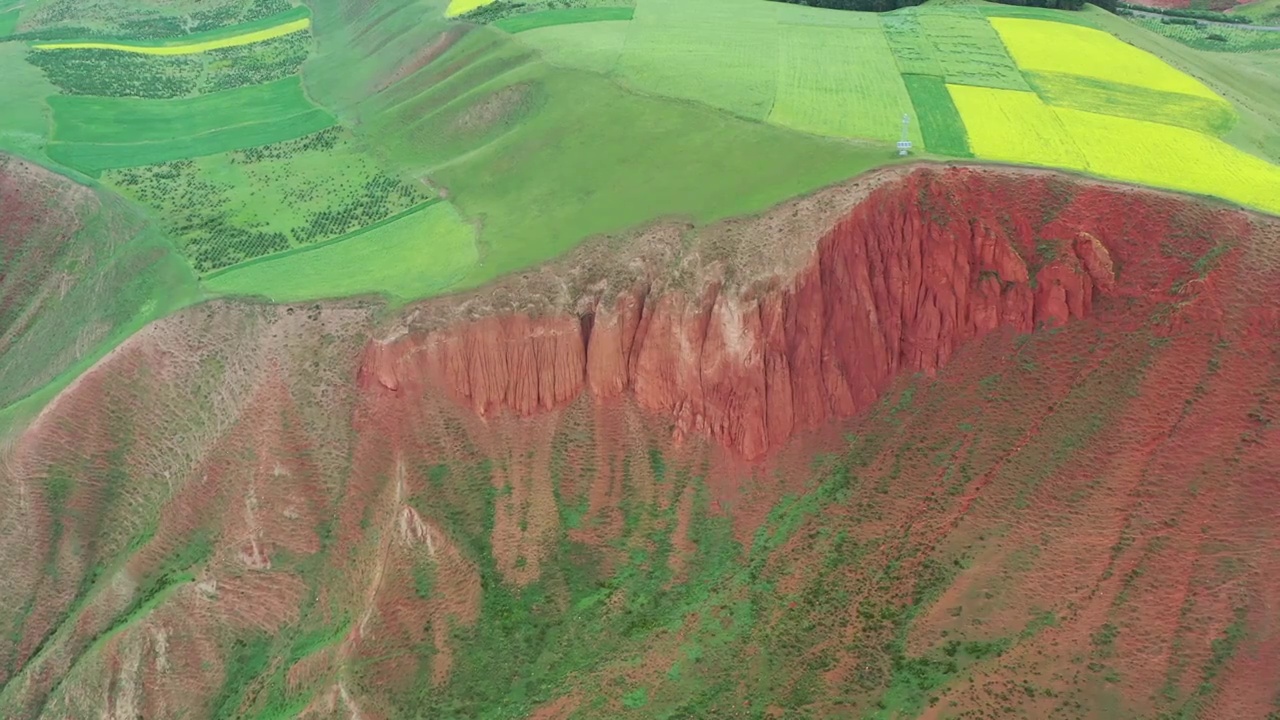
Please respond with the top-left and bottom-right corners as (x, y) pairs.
(1231, 0), (1280, 24)
(769, 27), (922, 144)
(1026, 70), (1237, 136)
(105, 128), (432, 274)
(204, 200), (476, 301)
(902, 73), (970, 156)
(919, 8), (1031, 90)
(881, 11), (945, 75)
(1129, 16), (1280, 53)
(617, 0), (779, 120)
(49, 75), (322, 143)
(48, 110), (334, 174)
(494, 6), (633, 33)
(0, 8), (18, 37)
(28, 4), (309, 48)
(46, 76), (335, 173)
(27, 30), (311, 98)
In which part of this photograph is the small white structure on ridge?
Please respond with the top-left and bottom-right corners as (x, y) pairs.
(897, 114), (913, 157)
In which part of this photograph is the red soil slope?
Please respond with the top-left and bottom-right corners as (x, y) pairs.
(361, 169), (1213, 460)
(1, 166), (1276, 718)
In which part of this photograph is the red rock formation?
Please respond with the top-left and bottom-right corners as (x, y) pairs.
(359, 168), (1243, 460)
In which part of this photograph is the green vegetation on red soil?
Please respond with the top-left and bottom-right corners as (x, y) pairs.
(0, 0), (1279, 716)
(1, 167), (1277, 718)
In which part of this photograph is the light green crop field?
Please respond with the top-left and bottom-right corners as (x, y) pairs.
(919, 9), (1031, 90)
(48, 111), (335, 174)
(49, 76), (320, 144)
(46, 76), (335, 173)
(0, 44), (56, 158)
(204, 200), (477, 302)
(617, 0), (779, 120)
(493, 7), (633, 33)
(0, 8), (18, 37)
(519, 20), (629, 74)
(769, 26), (922, 144)
(881, 12), (945, 75)
(1025, 71), (1237, 136)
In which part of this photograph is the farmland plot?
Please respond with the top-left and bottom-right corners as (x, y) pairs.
(494, 7), (633, 34)
(992, 17), (1221, 101)
(881, 11), (943, 76)
(1058, 108), (1280, 215)
(28, 31), (310, 98)
(948, 85), (1088, 170)
(49, 76), (321, 144)
(1027, 71), (1236, 137)
(0, 8), (17, 37)
(1129, 17), (1280, 54)
(778, 4), (881, 29)
(920, 10), (1030, 91)
(204, 200), (477, 302)
(903, 74), (970, 157)
(30, 6), (311, 55)
(769, 26), (921, 144)
(618, 13), (777, 120)
(518, 20), (629, 75)
(47, 76), (334, 173)
(104, 128), (432, 273)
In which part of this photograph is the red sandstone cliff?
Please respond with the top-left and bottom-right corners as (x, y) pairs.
(359, 168), (1238, 460)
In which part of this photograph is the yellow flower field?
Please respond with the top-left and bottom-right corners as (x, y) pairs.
(32, 17), (309, 55)
(991, 17), (1222, 102)
(947, 85), (1088, 170)
(445, 0), (497, 17)
(1057, 108), (1280, 215)
(949, 84), (1280, 216)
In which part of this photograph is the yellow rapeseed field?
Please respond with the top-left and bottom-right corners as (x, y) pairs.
(445, 0), (497, 17)
(32, 17), (309, 55)
(947, 85), (1088, 171)
(991, 17), (1222, 102)
(948, 83), (1280, 216)
(1056, 108), (1280, 215)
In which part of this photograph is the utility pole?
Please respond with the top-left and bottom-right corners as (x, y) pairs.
(897, 114), (913, 157)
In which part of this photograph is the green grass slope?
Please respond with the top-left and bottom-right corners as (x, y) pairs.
(0, 157), (200, 435)
(305, 0), (900, 290)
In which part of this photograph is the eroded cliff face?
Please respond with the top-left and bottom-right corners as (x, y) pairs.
(3, 166), (1277, 719)
(359, 168), (1169, 460)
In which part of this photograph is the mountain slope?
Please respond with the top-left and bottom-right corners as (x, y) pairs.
(1, 166), (1276, 719)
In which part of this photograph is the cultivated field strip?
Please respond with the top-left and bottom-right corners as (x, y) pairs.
(768, 26), (920, 144)
(993, 17), (1222, 100)
(46, 76), (336, 173)
(949, 85), (1089, 171)
(204, 200), (477, 302)
(29, 5), (310, 55)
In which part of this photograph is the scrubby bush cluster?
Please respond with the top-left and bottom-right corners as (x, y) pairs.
(107, 130), (431, 274)
(26, 32), (309, 98)
(13, 0), (293, 41)
(462, 0), (634, 24)
(233, 126), (343, 162)
(27, 50), (202, 98)
(767, 0), (1114, 13)
(1130, 16), (1280, 51)
(1118, 1), (1252, 23)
